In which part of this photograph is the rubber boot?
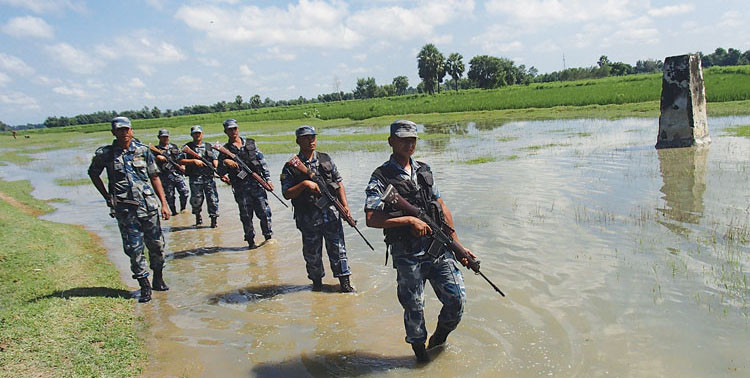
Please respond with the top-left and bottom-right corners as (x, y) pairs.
(311, 278), (323, 292)
(195, 213), (202, 226)
(210, 216), (218, 228)
(169, 203), (177, 217)
(152, 269), (169, 291)
(412, 343), (430, 363)
(137, 277), (152, 303)
(248, 240), (257, 250)
(339, 275), (355, 293)
(179, 197), (187, 212)
(427, 325), (452, 350)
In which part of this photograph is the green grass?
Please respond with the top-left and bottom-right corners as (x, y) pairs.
(0, 179), (145, 377)
(522, 143), (572, 151)
(54, 177), (92, 187)
(725, 124), (750, 137)
(497, 136), (519, 142)
(6, 65), (750, 136)
(463, 155), (497, 164)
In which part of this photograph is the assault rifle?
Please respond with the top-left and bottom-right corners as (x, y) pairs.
(212, 142), (289, 208)
(288, 155), (374, 250)
(181, 145), (222, 179)
(381, 184), (505, 297)
(148, 144), (185, 175)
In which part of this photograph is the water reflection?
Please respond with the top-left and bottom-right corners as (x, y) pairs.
(656, 146), (708, 235)
(250, 350), (422, 377)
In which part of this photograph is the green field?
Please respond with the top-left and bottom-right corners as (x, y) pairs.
(0, 179), (145, 377)
(7, 65), (750, 137)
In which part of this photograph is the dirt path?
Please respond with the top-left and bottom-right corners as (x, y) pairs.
(0, 190), (42, 216)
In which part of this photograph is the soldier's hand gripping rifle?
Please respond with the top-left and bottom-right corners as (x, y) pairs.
(149, 144), (185, 175)
(212, 142), (289, 208)
(288, 155), (374, 251)
(381, 184), (505, 297)
(181, 145), (223, 180)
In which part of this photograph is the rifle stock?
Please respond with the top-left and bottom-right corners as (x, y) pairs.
(381, 184), (505, 296)
(288, 155), (374, 250)
(213, 142), (289, 208)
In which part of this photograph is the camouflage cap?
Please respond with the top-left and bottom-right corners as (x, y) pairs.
(390, 120), (418, 138)
(111, 116), (131, 130)
(223, 119), (238, 130)
(157, 129), (169, 137)
(190, 125), (203, 134)
(295, 125), (317, 138)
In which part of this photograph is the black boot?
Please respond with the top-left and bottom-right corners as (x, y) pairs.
(137, 277), (152, 303)
(427, 325), (452, 350)
(169, 204), (177, 217)
(339, 275), (355, 293)
(248, 240), (258, 250)
(411, 343), (430, 363)
(311, 278), (323, 292)
(195, 214), (202, 226)
(152, 269), (169, 291)
(210, 216), (218, 228)
(179, 197), (187, 212)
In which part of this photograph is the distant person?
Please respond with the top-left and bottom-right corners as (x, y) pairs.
(12, 130), (17, 139)
(364, 120), (470, 363)
(179, 125), (219, 227)
(153, 129), (189, 216)
(216, 119), (274, 249)
(280, 125), (354, 293)
(88, 116), (171, 303)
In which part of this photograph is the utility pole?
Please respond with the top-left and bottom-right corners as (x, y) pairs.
(563, 53), (567, 70)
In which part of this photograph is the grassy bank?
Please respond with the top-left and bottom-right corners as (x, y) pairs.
(0, 179), (144, 377)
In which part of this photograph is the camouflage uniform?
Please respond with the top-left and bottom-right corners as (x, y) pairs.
(88, 140), (165, 279)
(179, 141), (219, 218)
(281, 151), (351, 280)
(365, 155), (466, 345)
(154, 142), (189, 215)
(217, 137), (273, 243)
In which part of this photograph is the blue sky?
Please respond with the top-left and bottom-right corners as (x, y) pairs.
(1, 0), (748, 125)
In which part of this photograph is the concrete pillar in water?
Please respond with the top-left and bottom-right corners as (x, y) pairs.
(656, 54), (710, 149)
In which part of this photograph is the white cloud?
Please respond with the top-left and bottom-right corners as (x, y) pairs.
(261, 47), (296, 61)
(144, 0), (166, 11)
(175, 75), (202, 88)
(719, 11), (742, 28)
(0, 53), (35, 76)
(0, 90), (40, 110)
(2, 16), (54, 39)
(175, 0), (361, 48)
(648, 4), (695, 18)
(485, 0), (636, 26)
(128, 78), (146, 88)
(97, 33), (186, 64)
(239, 64), (254, 76)
(353, 53), (367, 62)
(198, 57), (221, 67)
(347, 0), (474, 42)
(45, 43), (103, 74)
(32, 75), (62, 86)
(53, 85), (88, 98)
(0, 72), (10, 86)
(0, 0), (87, 14)
(471, 24), (523, 53)
(144, 92), (155, 100)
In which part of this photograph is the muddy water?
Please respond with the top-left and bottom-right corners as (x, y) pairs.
(2, 116), (749, 377)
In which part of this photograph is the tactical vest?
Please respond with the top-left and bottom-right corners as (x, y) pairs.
(184, 142), (214, 177)
(289, 152), (338, 211)
(99, 142), (154, 208)
(371, 161), (442, 244)
(231, 138), (264, 177)
(156, 143), (181, 175)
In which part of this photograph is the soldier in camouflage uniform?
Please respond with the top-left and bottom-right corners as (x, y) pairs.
(364, 120), (470, 363)
(216, 119), (273, 249)
(178, 125), (220, 227)
(154, 129), (189, 216)
(88, 117), (171, 303)
(280, 125), (354, 293)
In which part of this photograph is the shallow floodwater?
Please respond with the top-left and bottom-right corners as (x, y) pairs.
(2, 116), (749, 377)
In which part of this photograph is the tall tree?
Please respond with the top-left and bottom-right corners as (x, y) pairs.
(446, 53), (465, 91)
(354, 77), (377, 99)
(235, 95), (243, 107)
(417, 43), (445, 95)
(250, 94), (261, 108)
(0, 120), (8, 131)
(392, 75), (409, 95)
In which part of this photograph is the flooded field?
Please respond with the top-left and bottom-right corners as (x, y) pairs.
(2, 116), (749, 377)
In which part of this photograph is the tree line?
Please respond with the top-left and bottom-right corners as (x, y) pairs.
(19, 46), (750, 129)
